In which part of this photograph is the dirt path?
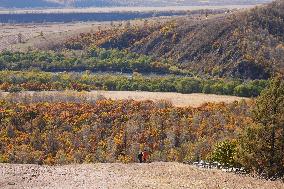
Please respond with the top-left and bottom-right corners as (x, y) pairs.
(0, 162), (282, 189)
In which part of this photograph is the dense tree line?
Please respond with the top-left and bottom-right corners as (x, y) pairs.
(0, 49), (188, 75)
(0, 71), (268, 97)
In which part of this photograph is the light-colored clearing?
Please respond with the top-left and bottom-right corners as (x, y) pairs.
(0, 91), (248, 107)
(0, 162), (282, 189)
(95, 91), (248, 107)
(0, 18), (167, 52)
(0, 21), (121, 51)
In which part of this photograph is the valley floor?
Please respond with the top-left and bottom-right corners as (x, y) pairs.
(0, 162), (282, 189)
(0, 91), (248, 107)
(0, 18), (166, 52)
(94, 91), (248, 107)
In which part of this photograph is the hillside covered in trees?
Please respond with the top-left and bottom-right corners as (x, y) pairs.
(0, 99), (251, 165)
(67, 0), (283, 79)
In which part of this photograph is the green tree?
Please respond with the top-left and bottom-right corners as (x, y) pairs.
(234, 84), (251, 97)
(238, 76), (284, 179)
(210, 140), (238, 168)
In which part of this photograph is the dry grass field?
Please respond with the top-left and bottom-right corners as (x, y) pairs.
(0, 162), (282, 189)
(94, 91), (248, 107)
(0, 90), (248, 107)
(0, 17), (169, 52)
(0, 21), (124, 51)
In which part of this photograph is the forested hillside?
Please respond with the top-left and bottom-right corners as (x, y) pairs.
(0, 99), (251, 164)
(73, 0), (283, 79)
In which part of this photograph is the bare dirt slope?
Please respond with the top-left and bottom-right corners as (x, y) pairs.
(0, 162), (282, 189)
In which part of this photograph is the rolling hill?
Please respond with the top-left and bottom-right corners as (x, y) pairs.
(87, 0), (284, 79)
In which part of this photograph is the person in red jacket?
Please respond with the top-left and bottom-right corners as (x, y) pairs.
(142, 150), (149, 163)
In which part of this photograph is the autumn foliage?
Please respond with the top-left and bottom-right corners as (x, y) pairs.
(0, 99), (252, 165)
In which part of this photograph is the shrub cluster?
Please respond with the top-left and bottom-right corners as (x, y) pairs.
(0, 49), (188, 75)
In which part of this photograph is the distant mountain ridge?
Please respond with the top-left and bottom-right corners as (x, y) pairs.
(0, 0), (60, 8)
(0, 0), (272, 8)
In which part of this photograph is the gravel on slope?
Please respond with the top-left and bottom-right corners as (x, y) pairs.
(0, 162), (283, 189)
